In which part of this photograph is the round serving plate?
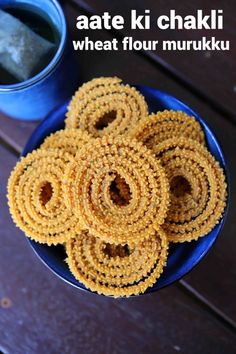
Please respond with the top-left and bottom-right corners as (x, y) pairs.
(22, 85), (229, 295)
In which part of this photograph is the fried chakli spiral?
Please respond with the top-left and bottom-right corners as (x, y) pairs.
(41, 129), (91, 156)
(152, 137), (227, 242)
(65, 77), (148, 138)
(130, 110), (205, 148)
(66, 227), (168, 297)
(7, 149), (80, 245)
(6, 71), (228, 298)
(64, 136), (169, 245)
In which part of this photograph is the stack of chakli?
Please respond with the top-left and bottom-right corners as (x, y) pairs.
(7, 77), (227, 297)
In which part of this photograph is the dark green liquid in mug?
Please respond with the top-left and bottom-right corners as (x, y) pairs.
(0, 5), (60, 85)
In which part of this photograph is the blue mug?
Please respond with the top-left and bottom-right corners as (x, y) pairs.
(0, 0), (79, 121)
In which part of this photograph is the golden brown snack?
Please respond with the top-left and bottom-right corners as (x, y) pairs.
(66, 227), (168, 297)
(41, 129), (92, 156)
(65, 77), (148, 138)
(6, 75), (228, 297)
(63, 136), (170, 245)
(152, 137), (227, 242)
(7, 149), (80, 245)
(130, 110), (205, 148)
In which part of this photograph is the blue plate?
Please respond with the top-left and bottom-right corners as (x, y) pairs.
(22, 86), (229, 294)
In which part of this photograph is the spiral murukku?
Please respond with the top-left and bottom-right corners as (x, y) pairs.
(63, 136), (169, 245)
(40, 129), (91, 156)
(66, 227), (168, 297)
(130, 110), (205, 148)
(7, 149), (80, 245)
(152, 137), (227, 242)
(65, 77), (149, 138)
(7, 75), (228, 297)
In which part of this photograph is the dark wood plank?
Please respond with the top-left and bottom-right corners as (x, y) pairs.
(71, 0), (236, 119)
(0, 2), (235, 327)
(1, 144), (236, 354)
(0, 112), (37, 154)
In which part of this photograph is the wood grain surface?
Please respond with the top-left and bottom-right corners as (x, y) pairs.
(0, 113), (37, 154)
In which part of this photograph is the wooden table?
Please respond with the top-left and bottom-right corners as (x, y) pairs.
(0, 1), (236, 353)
